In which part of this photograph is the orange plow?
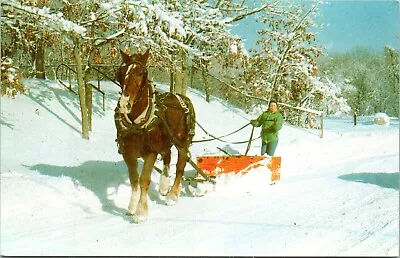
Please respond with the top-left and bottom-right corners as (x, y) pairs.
(196, 155), (282, 183)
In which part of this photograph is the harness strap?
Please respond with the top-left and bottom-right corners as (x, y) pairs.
(153, 104), (185, 149)
(174, 94), (190, 114)
(133, 82), (156, 129)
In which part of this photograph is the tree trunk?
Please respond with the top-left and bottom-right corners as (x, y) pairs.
(189, 63), (194, 88)
(170, 68), (175, 94)
(73, 42), (90, 140)
(174, 49), (188, 96)
(384, 46), (399, 115)
(35, 40), (46, 79)
(84, 70), (93, 131)
(202, 63), (211, 102)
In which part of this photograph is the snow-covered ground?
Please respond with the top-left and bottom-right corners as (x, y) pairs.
(1, 79), (399, 256)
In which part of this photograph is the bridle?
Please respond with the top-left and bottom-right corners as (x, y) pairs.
(116, 56), (193, 134)
(121, 60), (148, 105)
(118, 60), (156, 130)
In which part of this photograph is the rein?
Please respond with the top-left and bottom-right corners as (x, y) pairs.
(193, 121), (260, 144)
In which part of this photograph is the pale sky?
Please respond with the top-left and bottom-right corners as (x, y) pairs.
(231, 0), (399, 53)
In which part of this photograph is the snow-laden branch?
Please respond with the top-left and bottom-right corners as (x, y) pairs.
(92, 28), (126, 46)
(270, 4), (319, 96)
(207, 70), (323, 115)
(2, 0), (87, 36)
(228, 1), (281, 23)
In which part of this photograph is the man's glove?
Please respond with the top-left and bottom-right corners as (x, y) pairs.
(250, 119), (257, 126)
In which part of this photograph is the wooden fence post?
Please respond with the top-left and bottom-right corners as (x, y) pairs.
(320, 113), (324, 138)
(277, 102), (324, 138)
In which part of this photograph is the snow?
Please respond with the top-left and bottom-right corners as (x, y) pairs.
(1, 79), (399, 256)
(5, 1), (87, 37)
(374, 112), (390, 126)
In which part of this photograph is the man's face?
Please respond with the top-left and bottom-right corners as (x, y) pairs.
(269, 102), (277, 112)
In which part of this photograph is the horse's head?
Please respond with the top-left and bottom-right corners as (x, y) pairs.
(117, 49), (150, 114)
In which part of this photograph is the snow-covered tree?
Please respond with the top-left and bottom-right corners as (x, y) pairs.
(1, 56), (25, 97)
(318, 46), (399, 117)
(4, 0), (332, 135)
(2, 0), (262, 138)
(226, 1), (325, 112)
(382, 45), (399, 116)
(1, 0), (57, 78)
(307, 77), (351, 116)
(2, 0), (92, 137)
(115, 0), (246, 95)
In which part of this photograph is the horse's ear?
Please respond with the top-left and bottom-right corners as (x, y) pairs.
(141, 49), (150, 64)
(120, 49), (131, 64)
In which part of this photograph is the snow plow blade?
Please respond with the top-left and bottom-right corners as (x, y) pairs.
(268, 156), (281, 183)
(196, 155), (281, 180)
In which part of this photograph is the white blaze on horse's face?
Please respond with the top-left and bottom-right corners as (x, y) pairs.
(119, 63), (137, 114)
(125, 63), (136, 81)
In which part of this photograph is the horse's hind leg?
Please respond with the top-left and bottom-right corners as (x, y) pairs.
(166, 149), (187, 205)
(123, 154), (140, 215)
(159, 149), (171, 196)
(133, 152), (157, 224)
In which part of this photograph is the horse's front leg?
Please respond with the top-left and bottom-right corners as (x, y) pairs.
(123, 154), (140, 216)
(166, 149), (187, 205)
(133, 152), (157, 224)
(159, 149), (171, 196)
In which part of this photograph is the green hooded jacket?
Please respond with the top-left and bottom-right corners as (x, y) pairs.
(250, 111), (283, 143)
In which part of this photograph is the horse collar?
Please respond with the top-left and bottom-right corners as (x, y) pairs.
(120, 82), (156, 131)
(133, 82), (156, 127)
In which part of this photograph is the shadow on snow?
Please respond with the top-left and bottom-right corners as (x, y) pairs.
(23, 79), (120, 134)
(338, 172), (399, 190)
(0, 115), (14, 129)
(27, 159), (167, 219)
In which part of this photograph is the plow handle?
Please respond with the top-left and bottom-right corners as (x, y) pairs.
(150, 157), (216, 185)
(187, 158), (216, 184)
(244, 125), (254, 156)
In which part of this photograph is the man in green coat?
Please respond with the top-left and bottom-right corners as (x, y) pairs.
(250, 100), (283, 156)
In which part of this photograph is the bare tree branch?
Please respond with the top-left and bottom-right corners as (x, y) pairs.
(228, 1), (281, 23)
(207, 72), (322, 115)
(207, 72), (268, 102)
(270, 4), (318, 100)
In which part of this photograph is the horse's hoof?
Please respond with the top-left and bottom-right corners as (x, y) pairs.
(188, 184), (208, 197)
(165, 198), (176, 206)
(133, 214), (147, 224)
(126, 210), (135, 216)
(165, 192), (178, 206)
(159, 187), (169, 196)
(159, 175), (170, 196)
(159, 189), (168, 197)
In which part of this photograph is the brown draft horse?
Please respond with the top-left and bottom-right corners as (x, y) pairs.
(114, 49), (196, 223)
